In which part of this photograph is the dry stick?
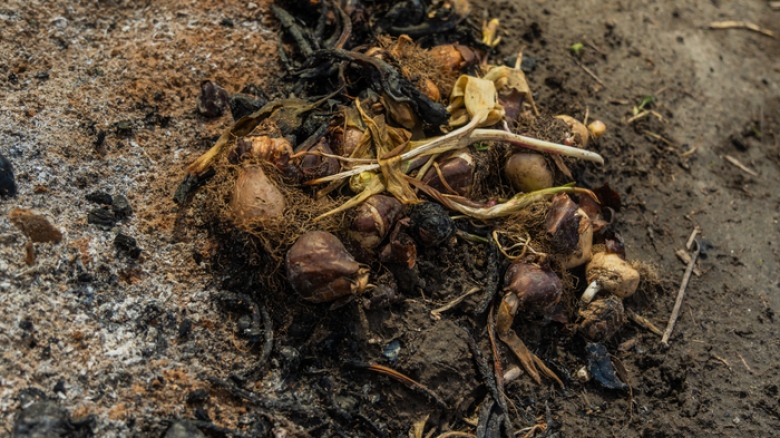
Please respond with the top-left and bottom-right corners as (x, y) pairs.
(737, 353), (753, 373)
(675, 249), (702, 276)
(356, 362), (449, 409)
(685, 225), (701, 251)
(569, 55), (607, 87)
(626, 310), (663, 336)
(707, 21), (776, 38)
(486, 305), (510, 415)
(710, 353), (732, 371)
(661, 240), (700, 346)
(430, 286), (481, 318)
(723, 155), (759, 176)
(434, 433), (476, 438)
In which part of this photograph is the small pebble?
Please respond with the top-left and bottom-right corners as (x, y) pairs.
(382, 340), (401, 362)
(197, 81), (229, 118)
(229, 93), (266, 121)
(185, 388), (209, 405)
(9, 209), (63, 243)
(115, 120), (134, 138)
(88, 207), (118, 227)
(0, 153), (17, 198)
(165, 421), (206, 438)
(12, 400), (80, 438)
(111, 195), (133, 218)
(52, 381), (66, 395)
(178, 318), (193, 341)
(86, 191), (113, 205)
(114, 233), (141, 259)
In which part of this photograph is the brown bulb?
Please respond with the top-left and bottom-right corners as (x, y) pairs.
(545, 194), (593, 269)
(420, 151), (475, 196)
(577, 296), (626, 342)
(379, 229), (417, 269)
(421, 78), (441, 102)
(556, 115), (590, 148)
(286, 231), (370, 303)
(504, 152), (553, 193)
(430, 43), (478, 74)
(349, 195), (404, 250)
(230, 166), (286, 227)
(585, 252), (639, 299)
(233, 136), (293, 164)
(545, 194), (580, 253)
(300, 136), (339, 181)
(503, 262), (563, 313)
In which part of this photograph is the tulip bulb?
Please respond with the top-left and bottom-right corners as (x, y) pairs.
(349, 195), (404, 250)
(230, 166), (286, 227)
(581, 252), (640, 303)
(286, 231), (370, 303)
(504, 152), (554, 193)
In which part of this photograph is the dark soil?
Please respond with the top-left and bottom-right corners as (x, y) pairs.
(1, 0), (779, 437)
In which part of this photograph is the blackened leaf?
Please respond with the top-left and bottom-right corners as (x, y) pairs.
(586, 343), (628, 390)
(593, 183), (622, 212)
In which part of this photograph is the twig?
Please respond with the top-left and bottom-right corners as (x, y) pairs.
(569, 55), (607, 87)
(583, 38), (605, 56)
(662, 240), (700, 346)
(680, 145), (698, 158)
(710, 353), (732, 371)
(644, 130), (677, 148)
(430, 286), (481, 318)
(351, 362), (449, 409)
(675, 249), (701, 276)
(737, 353), (753, 373)
(626, 109), (665, 124)
(771, 1), (780, 11)
(723, 155), (759, 176)
(685, 225), (701, 250)
(626, 310), (663, 336)
(707, 21), (776, 38)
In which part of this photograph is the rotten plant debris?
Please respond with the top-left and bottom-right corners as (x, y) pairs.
(175, 0), (657, 435)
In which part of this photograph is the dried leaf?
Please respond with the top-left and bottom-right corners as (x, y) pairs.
(379, 155), (418, 205)
(447, 75), (505, 127)
(483, 65), (539, 116)
(381, 94), (420, 131)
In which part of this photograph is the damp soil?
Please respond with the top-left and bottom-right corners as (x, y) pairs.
(1, 0), (779, 437)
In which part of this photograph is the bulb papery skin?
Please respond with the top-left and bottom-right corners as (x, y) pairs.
(230, 166), (286, 227)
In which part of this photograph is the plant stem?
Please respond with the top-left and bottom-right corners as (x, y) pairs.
(307, 123), (604, 186)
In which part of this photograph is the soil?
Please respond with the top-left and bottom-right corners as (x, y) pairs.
(1, 0), (779, 437)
